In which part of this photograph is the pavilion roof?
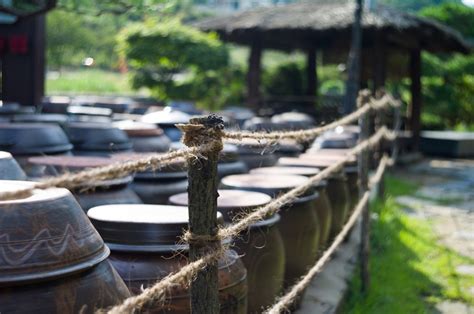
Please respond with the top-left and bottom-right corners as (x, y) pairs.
(195, 1), (471, 54)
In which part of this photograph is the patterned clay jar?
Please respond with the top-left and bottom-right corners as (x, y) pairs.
(220, 174), (320, 287)
(277, 157), (351, 239)
(169, 189), (285, 313)
(250, 166), (332, 249)
(0, 180), (130, 313)
(88, 204), (248, 313)
(26, 156), (142, 212)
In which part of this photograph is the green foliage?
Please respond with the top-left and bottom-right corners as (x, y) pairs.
(119, 18), (236, 108)
(343, 175), (474, 313)
(420, 2), (474, 37)
(263, 60), (306, 96)
(46, 10), (127, 70)
(380, 0), (462, 12)
(415, 3), (474, 130)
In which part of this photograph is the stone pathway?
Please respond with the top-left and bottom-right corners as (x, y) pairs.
(395, 158), (474, 313)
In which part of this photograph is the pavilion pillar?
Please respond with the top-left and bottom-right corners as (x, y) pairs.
(408, 48), (422, 149)
(247, 41), (262, 109)
(306, 47), (317, 99)
(372, 33), (386, 95)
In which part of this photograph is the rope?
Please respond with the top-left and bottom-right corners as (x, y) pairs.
(222, 93), (397, 144)
(99, 126), (395, 314)
(265, 154), (391, 314)
(0, 146), (207, 201)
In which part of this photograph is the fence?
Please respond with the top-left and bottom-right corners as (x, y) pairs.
(0, 89), (402, 314)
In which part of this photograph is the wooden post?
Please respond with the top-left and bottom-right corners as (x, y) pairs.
(357, 91), (371, 293)
(181, 115), (224, 314)
(408, 49), (422, 150)
(343, 0), (363, 114)
(247, 41), (262, 110)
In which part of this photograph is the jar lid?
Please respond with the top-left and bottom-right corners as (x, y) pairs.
(250, 166), (327, 188)
(0, 123), (72, 155)
(114, 120), (165, 137)
(170, 189), (272, 223)
(0, 180), (109, 286)
(299, 154), (357, 166)
(87, 204), (223, 252)
(221, 173), (309, 196)
(12, 114), (69, 124)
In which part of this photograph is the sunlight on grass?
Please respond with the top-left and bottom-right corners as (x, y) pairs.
(46, 69), (138, 95)
(342, 174), (474, 314)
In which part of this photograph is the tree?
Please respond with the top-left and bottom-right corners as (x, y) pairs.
(118, 18), (235, 107)
(417, 3), (474, 129)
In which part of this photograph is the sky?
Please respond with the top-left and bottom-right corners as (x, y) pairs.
(462, 0), (474, 6)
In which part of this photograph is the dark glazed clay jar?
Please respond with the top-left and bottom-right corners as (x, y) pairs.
(87, 204), (248, 313)
(220, 174), (320, 287)
(0, 151), (27, 180)
(0, 180), (130, 313)
(140, 109), (191, 142)
(169, 189), (284, 313)
(0, 123), (73, 177)
(64, 122), (132, 156)
(111, 153), (188, 204)
(114, 121), (171, 153)
(277, 157), (351, 238)
(236, 139), (278, 170)
(250, 166), (332, 249)
(27, 156), (142, 211)
(218, 144), (248, 180)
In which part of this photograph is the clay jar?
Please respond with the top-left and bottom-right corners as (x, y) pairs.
(250, 166), (332, 249)
(64, 122), (132, 156)
(0, 151), (27, 180)
(218, 144), (248, 180)
(169, 189), (285, 313)
(300, 152), (359, 213)
(27, 155), (142, 212)
(235, 139), (278, 170)
(0, 180), (130, 313)
(277, 157), (350, 238)
(220, 174), (320, 287)
(112, 153), (188, 204)
(87, 204), (248, 313)
(114, 121), (172, 153)
(0, 123), (73, 177)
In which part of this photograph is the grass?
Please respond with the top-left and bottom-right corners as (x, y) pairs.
(46, 68), (142, 95)
(342, 175), (474, 314)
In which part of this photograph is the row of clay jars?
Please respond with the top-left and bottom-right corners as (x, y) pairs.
(169, 190), (285, 313)
(0, 180), (131, 313)
(87, 204), (248, 313)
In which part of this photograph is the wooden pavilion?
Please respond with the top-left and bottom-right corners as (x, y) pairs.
(195, 1), (471, 147)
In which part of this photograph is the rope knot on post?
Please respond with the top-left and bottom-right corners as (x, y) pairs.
(178, 114), (224, 153)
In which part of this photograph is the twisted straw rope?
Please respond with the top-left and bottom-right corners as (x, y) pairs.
(101, 127), (395, 314)
(265, 154), (391, 313)
(222, 94), (398, 143)
(0, 146), (209, 201)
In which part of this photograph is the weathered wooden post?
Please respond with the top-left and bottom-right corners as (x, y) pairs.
(375, 89), (386, 198)
(179, 114), (224, 314)
(357, 91), (371, 292)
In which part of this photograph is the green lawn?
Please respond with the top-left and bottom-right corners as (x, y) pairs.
(342, 175), (474, 313)
(46, 69), (141, 95)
